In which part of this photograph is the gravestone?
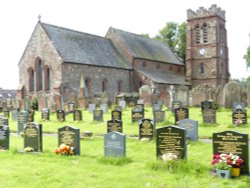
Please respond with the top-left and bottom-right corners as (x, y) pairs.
(232, 109), (247, 125)
(0, 118), (9, 150)
(11, 110), (18, 121)
(119, 100), (126, 110)
(104, 131), (126, 157)
(178, 119), (198, 141)
(3, 110), (10, 119)
(100, 103), (108, 113)
(58, 125), (80, 155)
(137, 99), (144, 105)
(156, 126), (187, 159)
(213, 131), (249, 175)
(153, 104), (162, 112)
(201, 101), (215, 111)
(23, 122), (42, 152)
(93, 110), (103, 121)
(57, 110), (65, 122)
(139, 118), (154, 140)
(168, 85), (176, 111)
(113, 105), (122, 112)
(174, 107), (189, 124)
(233, 102), (245, 112)
(68, 102), (76, 113)
(153, 110), (165, 123)
(88, 103), (96, 113)
(111, 110), (122, 121)
(41, 108), (50, 121)
(171, 101), (182, 113)
(107, 119), (123, 133)
(223, 80), (242, 108)
(125, 96), (138, 107)
(131, 107), (144, 123)
(73, 110), (82, 121)
(28, 110), (35, 122)
(17, 111), (29, 134)
(202, 109), (216, 124)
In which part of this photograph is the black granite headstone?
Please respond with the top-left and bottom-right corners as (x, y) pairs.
(213, 131), (249, 175)
(131, 107), (144, 123)
(93, 110), (103, 121)
(232, 109), (247, 125)
(139, 118), (154, 140)
(202, 109), (216, 124)
(73, 110), (82, 121)
(174, 107), (189, 124)
(57, 110), (65, 122)
(23, 122), (42, 152)
(156, 126), (187, 159)
(104, 131), (126, 157)
(0, 118), (9, 150)
(107, 119), (123, 133)
(111, 110), (122, 121)
(58, 125), (80, 155)
(41, 108), (50, 121)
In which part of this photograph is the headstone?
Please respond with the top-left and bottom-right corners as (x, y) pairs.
(174, 107), (189, 124)
(104, 131), (126, 157)
(171, 101), (182, 113)
(93, 110), (103, 121)
(178, 119), (198, 141)
(137, 99), (144, 105)
(153, 110), (165, 123)
(153, 104), (162, 112)
(175, 85), (189, 107)
(156, 126), (187, 159)
(100, 103), (108, 113)
(201, 101), (215, 111)
(73, 110), (82, 121)
(23, 122), (42, 152)
(125, 96), (138, 107)
(202, 109), (216, 124)
(58, 125), (80, 155)
(17, 111), (29, 134)
(139, 118), (154, 140)
(233, 102), (245, 112)
(232, 109), (247, 125)
(41, 108), (50, 121)
(11, 110), (18, 121)
(0, 118), (9, 150)
(114, 105), (122, 112)
(68, 102), (76, 113)
(118, 100), (126, 110)
(88, 103), (96, 113)
(131, 107), (144, 123)
(3, 110), (10, 119)
(111, 110), (122, 121)
(57, 110), (65, 122)
(28, 110), (35, 122)
(223, 80), (242, 108)
(213, 131), (249, 175)
(107, 119), (123, 133)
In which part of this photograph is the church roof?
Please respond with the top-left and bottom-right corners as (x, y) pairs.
(0, 89), (16, 99)
(106, 27), (184, 65)
(41, 23), (132, 70)
(136, 70), (190, 85)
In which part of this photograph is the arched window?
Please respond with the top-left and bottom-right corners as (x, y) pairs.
(199, 63), (205, 74)
(35, 57), (43, 91)
(28, 68), (34, 92)
(202, 23), (208, 43)
(44, 66), (50, 91)
(117, 80), (123, 93)
(195, 24), (200, 44)
(85, 78), (91, 95)
(102, 78), (108, 92)
(219, 24), (224, 44)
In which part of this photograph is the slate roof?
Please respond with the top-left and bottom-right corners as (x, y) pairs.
(107, 27), (184, 65)
(136, 70), (190, 85)
(0, 89), (16, 99)
(41, 23), (132, 70)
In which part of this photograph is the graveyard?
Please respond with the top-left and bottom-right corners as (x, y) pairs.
(0, 105), (250, 188)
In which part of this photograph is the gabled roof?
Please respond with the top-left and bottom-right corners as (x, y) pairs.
(0, 89), (16, 99)
(136, 70), (190, 85)
(106, 27), (184, 65)
(41, 23), (132, 70)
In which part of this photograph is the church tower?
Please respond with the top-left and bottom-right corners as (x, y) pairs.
(186, 5), (230, 93)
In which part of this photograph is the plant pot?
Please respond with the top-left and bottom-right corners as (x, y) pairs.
(231, 168), (241, 177)
(215, 169), (231, 179)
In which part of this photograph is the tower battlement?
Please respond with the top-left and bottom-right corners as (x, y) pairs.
(187, 4), (225, 20)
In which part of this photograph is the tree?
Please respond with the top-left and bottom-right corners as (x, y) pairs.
(244, 42), (250, 68)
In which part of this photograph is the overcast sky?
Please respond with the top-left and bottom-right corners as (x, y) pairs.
(1, 0), (250, 89)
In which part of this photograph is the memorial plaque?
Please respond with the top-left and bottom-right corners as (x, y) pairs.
(201, 101), (215, 111)
(111, 110), (122, 121)
(0, 122), (9, 150)
(156, 126), (187, 159)
(41, 108), (50, 121)
(232, 109), (247, 125)
(107, 119), (123, 133)
(153, 110), (165, 123)
(178, 119), (198, 141)
(174, 107), (189, 124)
(17, 111), (29, 134)
(139, 118), (154, 140)
(88, 103), (96, 113)
(171, 101), (182, 113)
(100, 103), (108, 113)
(93, 110), (103, 121)
(202, 109), (216, 124)
(213, 131), (249, 175)
(131, 107), (144, 123)
(3, 110), (10, 119)
(58, 125), (80, 155)
(23, 122), (42, 152)
(57, 110), (65, 122)
(73, 110), (82, 121)
(104, 131), (126, 157)
(28, 110), (35, 122)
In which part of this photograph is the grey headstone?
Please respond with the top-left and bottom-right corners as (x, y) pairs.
(100, 103), (108, 113)
(0, 122), (9, 150)
(118, 101), (126, 110)
(17, 111), (29, 134)
(88, 103), (96, 113)
(153, 110), (165, 123)
(137, 99), (144, 105)
(93, 110), (103, 121)
(104, 131), (126, 157)
(178, 119), (198, 141)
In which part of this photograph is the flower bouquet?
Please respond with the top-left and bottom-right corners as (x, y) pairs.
(161, 152), (178, 172)
(54, 144), (74, 155)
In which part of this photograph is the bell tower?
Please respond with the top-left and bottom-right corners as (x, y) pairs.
(185, 4), (230, 90)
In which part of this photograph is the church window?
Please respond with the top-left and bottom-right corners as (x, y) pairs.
(85, 78), (91, 93)
(142, 61), (146, 67)
(102, 78), (108, 92)
(202, 23), (208, 43)
(219, 24), (224, 44)
(117, 80), (123, 93)
(44, 66), (50, 91)
(28, 68), (34, 92)
(199, 63), (205, 74)
(35, 57), (43, 91)
(195, 24), (200, 44)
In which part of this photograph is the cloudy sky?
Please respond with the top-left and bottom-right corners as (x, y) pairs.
(1, 0), (250, 89)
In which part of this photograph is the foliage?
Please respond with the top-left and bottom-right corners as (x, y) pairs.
(243, 42), (250, 68)
(30, 97), (39, 110)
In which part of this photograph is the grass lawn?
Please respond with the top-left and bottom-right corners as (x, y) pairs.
(0, 107), (250, 187)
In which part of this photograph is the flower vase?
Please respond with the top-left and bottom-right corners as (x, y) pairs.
(216, 169), (231, 179)
(231, 168), (241, 177)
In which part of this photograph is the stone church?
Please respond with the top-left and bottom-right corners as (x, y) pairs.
(16, 4), (229, 110)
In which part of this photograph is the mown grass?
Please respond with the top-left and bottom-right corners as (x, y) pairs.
(0, 107), (250, 187)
